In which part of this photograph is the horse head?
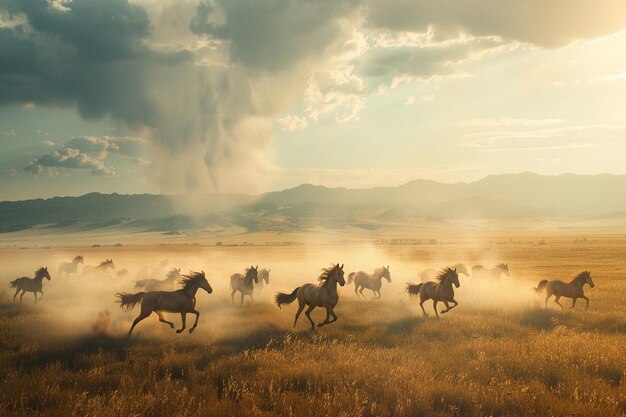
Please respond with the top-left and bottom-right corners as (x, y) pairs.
(585, 271), (595, 288)
(382, 265), (391, 282)
(260, 268), (271, 284)
(335, 263), (345, 286)
(38, 266), (51, 280)
(200, 271), (213, 294)
(248, 265), (259, 284)
(498, 263), (510, 276)
(75, 255), (84, 264)
(449, 267), (460, 288)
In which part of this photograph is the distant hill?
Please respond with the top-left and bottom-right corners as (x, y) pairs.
(1, 173), (626, 233)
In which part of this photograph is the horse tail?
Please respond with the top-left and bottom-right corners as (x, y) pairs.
(405, 282), (423, 296)
(115, 292), (145, 310)
(274, 287), (300, 308)
(348, 272), (356, 284)
(9, 278), (20, 288)
(533, 280), (548, 293)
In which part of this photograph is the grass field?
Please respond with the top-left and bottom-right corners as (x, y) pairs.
(0, 234), (624, 416)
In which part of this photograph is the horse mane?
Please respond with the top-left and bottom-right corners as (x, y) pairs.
(165, 268), (181, 280)
(570, 271), (589, 284)
(179, 271), (205, 289)
(319, 264), (339, 282)
(35, 267), (48, 278)
(436, 267), (455, 282)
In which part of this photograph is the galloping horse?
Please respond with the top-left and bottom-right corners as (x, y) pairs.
(534, 271), (595, 310)
(83, 259), (115, 276)
(134, 267), (181, 291)
(275, 263), (345, 330)
(58, 255), (83, 278)
(230, 266), (259, 304)
(348, 265), (391, 299)
(471, 263), (509, 280)
(419, 263), (468, 282)
(255, 268), (271, 294)
(406, 267), (460, 318)
(10, 267), (51, 305)
(116, 271), (213, 336)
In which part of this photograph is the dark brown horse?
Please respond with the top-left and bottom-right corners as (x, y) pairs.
(117, 271), (213, 337)
(10, 267), (51, 305)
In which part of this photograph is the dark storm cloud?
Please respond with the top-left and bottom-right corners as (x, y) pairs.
(189, 0), (360, 72)
(365, 0), (626, 48)
(0, 0), (189, 122)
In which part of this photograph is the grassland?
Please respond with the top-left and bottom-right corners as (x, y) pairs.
(0, 234), (624, 416)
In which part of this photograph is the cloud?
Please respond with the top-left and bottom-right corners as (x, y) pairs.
(25, 147), (114, 175)
(41, 139), (55, 146)
(189, 0), (360, 72)
(277, 115), (308, 131)
(365, 0), (626, 48)
(24, 135), (148, 176)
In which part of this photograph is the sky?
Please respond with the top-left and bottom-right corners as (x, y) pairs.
(1, 0), (626, 200)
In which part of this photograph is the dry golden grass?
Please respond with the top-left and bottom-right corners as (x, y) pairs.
(0, 234), (625, 416)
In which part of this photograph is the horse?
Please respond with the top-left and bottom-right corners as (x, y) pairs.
(116, 271), (213, 337)
(471, 263), (509, 280)
(419, 263), (469, 283)
(58, 255), (83, 278)
(134, 267), (181, 291)
(534, 271), (595, 310)
(83, 259), (115, 276)
(230, 266), (259, 304)
(136, 259), (173, 282)
(10, 267), (51, 305)
(275, 263), (345, 330)
(255, 268), (271, 294)
(348, 265), (391, 299)
(406, 267), (460, 318)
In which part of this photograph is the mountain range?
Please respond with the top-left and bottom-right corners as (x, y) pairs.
(2, 172), (626, 234)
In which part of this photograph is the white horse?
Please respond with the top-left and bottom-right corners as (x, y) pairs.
(230, 266), (259, 304)
(58, 255), (83, 278)
(348, 265), (391, 299)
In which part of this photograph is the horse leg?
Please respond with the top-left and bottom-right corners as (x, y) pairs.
(19, 291), (25, 305)
(448, 298), (459, 311)
(327, 306), (338, 324)
(189, 309), (200, 334)
(38, 290), (44, 301)
(376, 290), (381, 299)
(249, 292), (254, 304)
(128, 310), (151, 337)
(293, 300), (305, 328)
(354, 284), (360, 299)
(359, 286), (366, 299)
(240, 292), (245, 305)
(440, 300), (450, 314)
(581, 295), (590, 311)
(12, 288), (19, 304)
(544, 293), (551, 308)
(231, 290), (236, 303)
(554, 295), (564, 311)
(156, 311), (175, 329)
(318, 308), (331, 327)
(419, 297), (427, 317)
(304, 305), (316, 331)
(176, 312), (187, 333)
(34, 291), (37, 305)
(569, 298), (577, 309)
(433, 300), (439, 318)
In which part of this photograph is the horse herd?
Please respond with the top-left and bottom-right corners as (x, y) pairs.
(7, 256), (595, 337)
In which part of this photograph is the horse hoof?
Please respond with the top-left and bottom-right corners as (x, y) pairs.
(189, 328), (195, 334)
(176, 329), (183, 333)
